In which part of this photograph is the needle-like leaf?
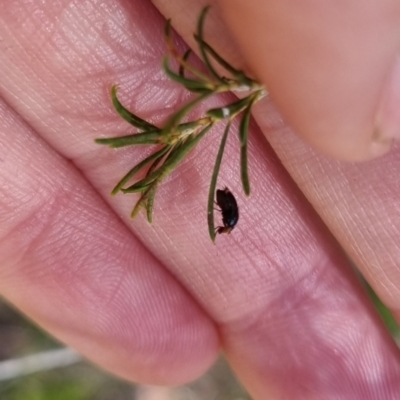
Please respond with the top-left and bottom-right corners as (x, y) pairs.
(129, 123), (214, 218)
(111, 145), (171, 195)
(145, 147), (171, 178)
(161, 91), (212, 136)
(238, 105), (252, 145)
(146, 185), (158, 223)
(97, 7), (266, 238)
(207, 121), (231, 242)
(131, 185), (153, 219)
(95, 130), (161, 147)
(194, 36), (255, 87)
(121, 140), (189, 193)
(163, 57), (213, 93)
(206, 95), (253, 120)
(111, 86), (157, 130)
(121, 172), (162, 193)
(240, 140), (250, 196)
(197, 7), (226, 84)
(239, 106), (252, 195)
(164, 20), (211, 83)
(179, 49), (192, 77)
(161, 123), (213, 171)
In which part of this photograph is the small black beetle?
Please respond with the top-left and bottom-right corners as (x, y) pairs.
(215, 187), (239, 234)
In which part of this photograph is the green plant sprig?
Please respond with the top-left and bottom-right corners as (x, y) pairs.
(95, 6), (266, 241)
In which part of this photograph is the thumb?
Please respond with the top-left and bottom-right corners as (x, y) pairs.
(218, 0), (400, 161)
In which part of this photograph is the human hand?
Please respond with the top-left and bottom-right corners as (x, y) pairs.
(0, 1), (400, 399)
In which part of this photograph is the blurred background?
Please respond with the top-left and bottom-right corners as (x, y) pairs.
(0, 300), (250, 400)
(0, 280), (397, 400)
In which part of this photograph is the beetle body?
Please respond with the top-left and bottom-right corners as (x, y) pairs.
(216, 187), (239, 234)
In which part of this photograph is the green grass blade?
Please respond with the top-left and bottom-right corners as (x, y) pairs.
(207, 121), (231, 242)
(111, 86), (157, 130)
(111, 145), (171, 195)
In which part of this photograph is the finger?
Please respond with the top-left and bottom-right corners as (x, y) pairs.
(216, 0), (400, 161)
(230, 2), (400, 341)
(2, 2), (400, 400)
(0, 100), (218, 384)
(265, 126), (400, 322)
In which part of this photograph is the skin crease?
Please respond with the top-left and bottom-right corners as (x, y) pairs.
(0, 0), (400, 399)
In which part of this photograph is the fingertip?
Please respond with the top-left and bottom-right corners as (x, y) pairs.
(218, 0), (400, 161)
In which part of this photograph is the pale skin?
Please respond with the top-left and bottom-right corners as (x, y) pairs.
(1, 0), (400, 399)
